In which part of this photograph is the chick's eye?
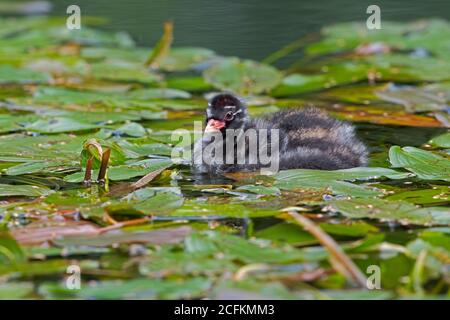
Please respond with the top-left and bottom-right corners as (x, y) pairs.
(224, 112), (234, 121)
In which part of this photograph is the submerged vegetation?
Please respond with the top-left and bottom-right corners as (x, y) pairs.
(0, 15), (449, 299)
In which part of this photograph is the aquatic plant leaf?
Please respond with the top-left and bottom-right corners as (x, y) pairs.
(329, 198), (450, 226)
(81, 47), (149, 62)
(376, 85), (448, 113)
(406, 239), (450, 277)
(76, 277), (211, 299)
(113, 122), (147, 137)
(385, 186), (449, 205)
(429, 132), (450, 148)
(5, 161), (61, 175)
(235, 185), (281, 196)
(389, 146), (450, 182)
(274, 167), (408, 198)
(11, 220), (101, 246)
(305, 19), (450, 59)
(0, 65), (51, 84)
(160, 47), (216, 71)
(139, 249), (236, 277)
(0, 232), (25, 265)
(213, 279), (302, 300)
(255, 222), (318, 245)
(321, 289), (394, 300)
(190, 232), (307, 264)
(272, 63), (369, 96)
(166, 75), (213, 91)
(170, 200), (279, 218)
(25, 117), (101, 133)
(127, 88), (191, 100)
(319, 221), (379, 238)
(276, 167), (409, 181)
(119, 187), (184, 213)
(0, 184), (50, 197)
(32, 86), (123, 106)
(90, 62), (160, 84)
(55, 226), (192, 247)
(0, 282), (33, 299)
(204, 58), (282, 95)
(0, 259), (98, 278)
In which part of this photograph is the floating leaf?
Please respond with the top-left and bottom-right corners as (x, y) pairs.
(389, 146), (450, 182)
(0, 184), (50, 197)
(376, 85), (448, 113)
(329, 198), (450, 226)
(77, 277), (211, 300)
(274, 167), (409, 198)
(55, 226), (192, 247)
(0, 232), (25, 265)
(114, 122), (147, 137)
(26, 117), (101, 133)
(235, 185), (281, 196)
(204, 58), (282, 95)
(90, 61), (160, 84)
(11, 220), (100, 246)
(429, 132), (450, 148)
(160, 47), (216, 71)
(272, 63), (369, 96)
(0, 282), (33, 299)
(385, 186), (449, 205)
(0, 65), (51, 84)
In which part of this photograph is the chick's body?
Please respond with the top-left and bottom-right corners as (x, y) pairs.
(192, 94), (368, 174)
(248, 107), (367, 170)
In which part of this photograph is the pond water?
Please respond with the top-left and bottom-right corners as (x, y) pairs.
(49, 0), (450, 60)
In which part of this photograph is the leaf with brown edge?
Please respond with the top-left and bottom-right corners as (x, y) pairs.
(11, 220), (100, 246)
(54, 226), (192, 247)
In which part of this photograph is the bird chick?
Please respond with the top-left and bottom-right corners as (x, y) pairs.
(192, 93), (368, 174)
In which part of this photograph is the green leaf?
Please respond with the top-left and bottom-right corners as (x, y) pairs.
(204, 58), (282, 95)
(255, 222), (318, 245)
(127, 88), (191, 100)
(274, 167), (408, 198)
(319, 221), (379, 238)
(26, 117), (100, 133)
(0, 232), (25, 265)
(0, 184), (50, 197)
(0, 282), (33, 299)
(376, 85), (448, 113)
(90, 62), (160, 84)
(114, 122), (147, 137)
(160, 47), (216, 71)
(73, 277), (210, 299)
(119, 187), (184, 213)
(384, 186), (449, 205)
(429, 132), (450, 148)
(329, 198), (450, 226)
(389, 146), (450, 182)
(235, 185), (281, 196)
(190, 231), (306, 264)
(272, 63), (369, 96)
(55, 226), (191, 247)
(0, 65), (51, 84)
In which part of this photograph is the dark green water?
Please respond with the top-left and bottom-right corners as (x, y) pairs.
(49, 0), (450, 60)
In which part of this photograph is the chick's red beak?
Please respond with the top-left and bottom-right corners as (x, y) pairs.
(205, 119), (225, 132)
